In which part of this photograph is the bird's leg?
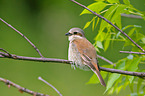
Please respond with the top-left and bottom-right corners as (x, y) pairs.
(71, 61), (76, 70)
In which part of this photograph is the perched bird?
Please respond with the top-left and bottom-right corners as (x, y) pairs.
(65, 28), (106, 87)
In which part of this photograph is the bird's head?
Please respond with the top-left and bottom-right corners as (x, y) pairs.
(65, 28), (85, 41)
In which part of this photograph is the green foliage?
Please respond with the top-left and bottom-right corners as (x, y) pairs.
(80, 1), (107, 15)
(81, 0), (145, 95)
(82, 0), (145, 51)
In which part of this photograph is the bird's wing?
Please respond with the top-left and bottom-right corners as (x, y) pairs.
(72, 38), (98, 67)
(73, 38), (106, 87)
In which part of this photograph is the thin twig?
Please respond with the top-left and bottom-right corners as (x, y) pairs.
(0, 18), (43, 57)
(120, 51), (145, 55)
(0, 48), (12, 56)
(38, 77), (62, 96)
(0, 77), (49, 96)
(0, 51), (145, 78)
(121, 14), (143, 19)
(97, 55), (114, 65)
(70, 0), (145, 53)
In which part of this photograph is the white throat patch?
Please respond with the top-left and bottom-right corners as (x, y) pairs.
(69, 35), (84, 41)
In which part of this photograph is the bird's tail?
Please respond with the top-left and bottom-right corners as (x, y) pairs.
(92, 68), (106, 87)
(81, 54), (106, 87)
(90, 61), (106, 87)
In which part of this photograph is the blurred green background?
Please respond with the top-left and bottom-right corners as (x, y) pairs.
(0, 0), (145, 96)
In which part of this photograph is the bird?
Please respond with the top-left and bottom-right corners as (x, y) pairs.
(65, 28), (106, 87)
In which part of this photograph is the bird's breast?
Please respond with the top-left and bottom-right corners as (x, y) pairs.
(68, 42), (90, 70)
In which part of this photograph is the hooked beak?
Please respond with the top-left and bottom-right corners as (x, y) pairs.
(65, 32), (72, 36)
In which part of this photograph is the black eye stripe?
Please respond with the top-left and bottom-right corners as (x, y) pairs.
(74, 32), (77, 34)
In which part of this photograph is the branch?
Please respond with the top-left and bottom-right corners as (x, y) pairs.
(70, 0), (145, 53)
(0, 18), (43, 57)
(100, 67), (145, 78)
(0, 51), (145, 78)
(120, 51), (145, 55)
(121, 14), (143, 19)
(38, 77), (62, 96)
(0, 48), (12, 56)
(0, 77), (49, 96)
(97, 55), (114, 65)
(0, 51), (71, 64)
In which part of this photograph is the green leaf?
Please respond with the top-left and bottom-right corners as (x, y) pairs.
(127, 54), (133, 59)
(101, 64), (114, 68)
(129, 82), (134, 93)
(111, 5), (126, 29)
(114, 13), (122, 29)
(128, 57), (141, 71)
(87, 74), (99, 84)
(84, 16), (97, 29)
(123, 0), (130, 5)
(92, 17), (96, 31)
(142, 15), (145, 20)
(127, 76), (134, 84)
(83, 21), (91, 29)
(87, 71), (107, 84)
(141, 37), (145, 44)
(96, 41), (104, 49)
(104, 33), (111, 51)
(124, 27), (139, 47)
(115, 77), (126, 94)
(95, 46), (100, 52)
(107, 0), (119, 4)
(95, 17), (100, 29)
(116, 59), (126, 70)
(124, 39), (132, 47)
(105, 73), (121, 92)
(116, 32), (121, 38)
(122, 25), (134, 31)
(134, 25), (142, 29)
(137, 78), (143, 93)
(100, 4), (119, 32)
(116, 85), (123, 94)
(95, 31), (106, 41)
(123, 78), (129, 89)
(128, 28), (136, 36)
(94, 0), (105, 1)
(136, 33), (145, 42)
(80, 1), (107, 15)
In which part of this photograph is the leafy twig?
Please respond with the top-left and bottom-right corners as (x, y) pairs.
(0, 51), (145, 78)
(70, 0), (145, 53)
(0, 77), (49, 96)
(38, 77), (62, 96)
(0, 18), (43, 57)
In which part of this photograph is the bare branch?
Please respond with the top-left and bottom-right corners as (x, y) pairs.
(120, 51), (145, 55)
(121, 14), (143, 19)
(0, 77), (49, 96)
(0, 51), (145, 78)
(38, 77), (62, 96)
(97, 55), (114, 66)
(0, 18), (43, 57)
(0, 48), (12, 56)
(70, 0), (145, 53)
(100, 67), (145, 78)
(0, 51), (71, 64)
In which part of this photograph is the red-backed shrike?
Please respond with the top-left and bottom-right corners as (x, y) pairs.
(65, 28), (106, 87)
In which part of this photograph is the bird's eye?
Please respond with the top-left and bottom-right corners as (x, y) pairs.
(74, 32), (77, 34)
